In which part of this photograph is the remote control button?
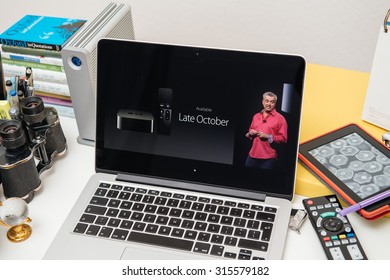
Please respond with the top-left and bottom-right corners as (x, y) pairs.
(329, 247), (345, 260)
(347, 244), (364, 260)
(333, 240), (341, 246)
(325, 241), (333, 247)
(341, 239), (349, 245)
(316, 217), (323, 227)
(320, 211), (336, 218)
(322, 217), (343, 232)
(337, 215), (348, 224)
(349, 237), (357, 243)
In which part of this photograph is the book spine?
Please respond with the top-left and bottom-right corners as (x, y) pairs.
(0, 38), (62, 51)
(33, 80), (70, 96)
(37, 95), (73, 107)
(0, 45), (62, 58)
(0, 53), (6, 100)
(32, 93), (75, 118)
(44, 103), (75, 118)
(2, 58), (64, 72)
(3, 63), (68, 84)
(31, 90), (71, 101)
(1, 51), (63, 66)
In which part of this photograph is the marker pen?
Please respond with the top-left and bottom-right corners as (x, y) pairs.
(339, 188), (390, 216)
(5, 80), (13, 99)
(17, 90), (25, 103)
(26, 86), (35, 97)
(25, 67), (33, 86)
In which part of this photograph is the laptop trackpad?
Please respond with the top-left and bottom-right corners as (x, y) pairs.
(120, 246), (216, 260)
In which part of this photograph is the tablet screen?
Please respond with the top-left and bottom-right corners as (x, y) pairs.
(308, 132), (390, 199)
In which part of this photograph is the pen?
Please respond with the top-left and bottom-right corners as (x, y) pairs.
(5, 80), (13, 99)
(339, 189), (390, 216)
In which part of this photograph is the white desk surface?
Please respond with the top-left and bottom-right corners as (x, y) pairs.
(0, 116), (389, 260)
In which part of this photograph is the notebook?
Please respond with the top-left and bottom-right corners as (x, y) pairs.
(44, 39), (306, 260)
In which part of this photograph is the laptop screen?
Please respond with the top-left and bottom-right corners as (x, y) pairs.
(96, 39), (305, 200)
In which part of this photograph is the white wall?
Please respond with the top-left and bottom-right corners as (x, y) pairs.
(1, 0), (389, 72)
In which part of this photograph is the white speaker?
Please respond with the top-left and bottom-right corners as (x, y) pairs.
(61, 2), (135, 145)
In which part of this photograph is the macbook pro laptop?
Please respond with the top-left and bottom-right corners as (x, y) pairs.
(44, 39), (306, 260)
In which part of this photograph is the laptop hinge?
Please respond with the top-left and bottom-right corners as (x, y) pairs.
(116, 173), (267, 202)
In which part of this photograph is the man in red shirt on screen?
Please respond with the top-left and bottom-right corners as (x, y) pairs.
(245, 91), (288, 170)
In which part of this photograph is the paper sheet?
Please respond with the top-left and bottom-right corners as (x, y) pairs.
(362, 24), (390, 131)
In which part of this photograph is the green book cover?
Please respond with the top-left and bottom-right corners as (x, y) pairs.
(2, 58), (64, 72)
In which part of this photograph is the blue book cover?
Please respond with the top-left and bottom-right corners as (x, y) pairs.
(0, 15), (87, 51)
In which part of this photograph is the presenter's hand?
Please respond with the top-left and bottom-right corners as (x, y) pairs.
(249, 129), (258, 136)
(258, 131), (269, 139)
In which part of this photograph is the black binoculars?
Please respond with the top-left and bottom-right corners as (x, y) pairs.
(0, 96), (67, 203)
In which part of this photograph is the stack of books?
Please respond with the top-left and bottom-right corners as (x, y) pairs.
(0, 15), (86, 117)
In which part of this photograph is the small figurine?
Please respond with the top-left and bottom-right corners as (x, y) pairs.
(0, 197), (32, 242)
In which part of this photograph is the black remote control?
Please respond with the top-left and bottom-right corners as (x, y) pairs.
(302, 194), (368, 260)
(157, 88), (173, 135)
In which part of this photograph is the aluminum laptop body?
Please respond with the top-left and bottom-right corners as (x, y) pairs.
(44, 39), (306, 260)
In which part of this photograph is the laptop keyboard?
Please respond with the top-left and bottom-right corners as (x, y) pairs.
(73, 181), (278, 260)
